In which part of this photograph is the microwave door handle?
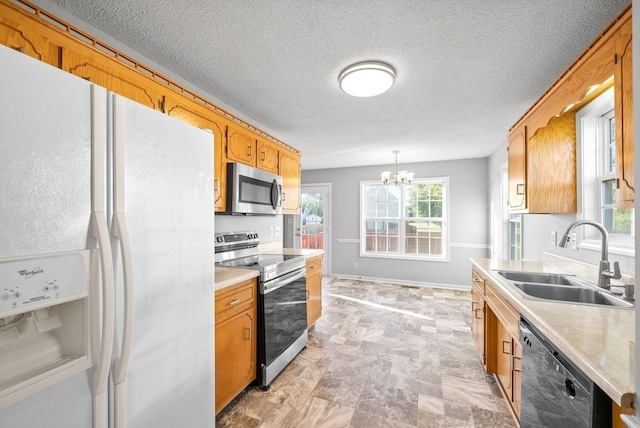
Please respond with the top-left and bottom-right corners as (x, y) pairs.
(271, 179), (280, 209)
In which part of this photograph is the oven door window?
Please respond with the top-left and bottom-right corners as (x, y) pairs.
(261, 274), (307, 366)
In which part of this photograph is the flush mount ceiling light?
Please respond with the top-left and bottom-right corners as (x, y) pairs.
(339, 61), (396, 97)
(381, 150), (414, 186)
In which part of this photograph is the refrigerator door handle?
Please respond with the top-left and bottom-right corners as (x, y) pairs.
(112, 212), (134, 427)
(90, 212), (115, 428)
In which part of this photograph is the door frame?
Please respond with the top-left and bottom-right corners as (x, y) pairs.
(301, 183), (331, 276)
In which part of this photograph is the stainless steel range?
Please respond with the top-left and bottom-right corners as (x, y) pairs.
(214, 231), (308, 389)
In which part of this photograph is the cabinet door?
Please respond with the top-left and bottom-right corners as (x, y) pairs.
(527, 113), (577, 213)
(512, 339), (522, 418)
(471, 287), (485, 365)
(508, 127), (527, 211)
(279, 151), (301, 214)
(614, 18), (633, 208)
(256, 137), (279, 173)
(0, 2), (63, 67)
(306, 256), (322, 327)
(215, 309), (256, 414)
(61, 44), (164, 111)
(164, 94), (228, 212)
(226, 123), (257, 166)
(495, 321), (513, 400)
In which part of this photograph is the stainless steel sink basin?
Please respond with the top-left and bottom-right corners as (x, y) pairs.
(492, 270), (634, 308)
(495, 270), (576, 285)
(513, 282), (633, 308)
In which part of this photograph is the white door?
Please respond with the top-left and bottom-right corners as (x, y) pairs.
(301, 184), (331, 276)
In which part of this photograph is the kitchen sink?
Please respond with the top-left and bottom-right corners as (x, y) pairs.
(493, 270), (634, 308)
(495, 270), (576, 285)
(513, 282), (633, 308)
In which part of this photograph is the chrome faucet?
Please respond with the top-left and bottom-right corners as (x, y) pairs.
(557, 220), (621, 289)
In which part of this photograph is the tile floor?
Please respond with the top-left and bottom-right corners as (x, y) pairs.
(216, 277), (517, 427)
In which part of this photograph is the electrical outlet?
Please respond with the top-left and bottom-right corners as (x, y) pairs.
(269, 226), (274, 237)
(570, 232), (577, 249)
(352, 263), (357, 270)
(275, 226), (281, 237)
(550, 231), (557, 246)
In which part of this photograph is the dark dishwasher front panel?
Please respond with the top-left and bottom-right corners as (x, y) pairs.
(520, 317), (611, 428)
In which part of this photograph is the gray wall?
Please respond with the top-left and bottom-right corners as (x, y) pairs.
(302, 158), (490, 288)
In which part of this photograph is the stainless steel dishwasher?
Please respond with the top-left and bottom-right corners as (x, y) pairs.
(519, 316), (611, 427)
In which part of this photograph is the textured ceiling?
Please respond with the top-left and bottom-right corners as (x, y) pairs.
(44, 0), (630, 170)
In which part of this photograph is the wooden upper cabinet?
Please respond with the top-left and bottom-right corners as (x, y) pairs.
(508, 126), (526, 211)
(279, 151), (301, 214)
(614, 16), (633, 208)
(507, 5), (632, 214)
(527, 113), (576, 213)
(62, 47), (164, 111)
(508, 114), (577, 214)
(226, 123), (257, 166)
(163, 94), (228, 212)
(0, 0), (305, 213)
(256, 137), (279, 174)
(0, 2), (63, 67)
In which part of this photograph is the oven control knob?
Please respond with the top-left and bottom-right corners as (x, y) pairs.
(216, 236), (224, 243)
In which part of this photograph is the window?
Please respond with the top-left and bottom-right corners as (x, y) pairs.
(509, 214), (522, 261)
(576, 88), (634, 255)
(360, 178), (448, 260)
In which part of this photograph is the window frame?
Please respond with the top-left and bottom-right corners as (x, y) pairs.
(576, 87), (635, 256)
(359, 177), (449, 262)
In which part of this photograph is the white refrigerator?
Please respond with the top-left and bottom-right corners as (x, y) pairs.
(0, 44), (215, 428)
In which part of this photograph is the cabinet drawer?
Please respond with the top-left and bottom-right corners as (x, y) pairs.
(485, 280), (519, 336)
(215, 279), (256, 323)
(306, 255), (322, 276)
(471, 268), (485, 294)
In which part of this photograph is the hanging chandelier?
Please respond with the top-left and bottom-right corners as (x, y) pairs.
(381, 150), (414, 185)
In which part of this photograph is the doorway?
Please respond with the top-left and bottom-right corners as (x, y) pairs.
(300, 184), (331, 276)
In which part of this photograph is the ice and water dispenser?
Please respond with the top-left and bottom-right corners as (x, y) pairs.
(0, 251), (94, 408)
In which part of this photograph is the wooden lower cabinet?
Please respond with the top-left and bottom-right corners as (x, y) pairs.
(215, 278), (257, 415)
(471, 269), (486, 367)
(473, 268), (521, 421)
(306, 255), (323, 327)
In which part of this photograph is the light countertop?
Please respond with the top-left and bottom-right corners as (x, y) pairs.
(214, 248), (324, 292)
(267, 248), (324, 258)
(471, 257), (635, 408)
(214, 267), (259, 291)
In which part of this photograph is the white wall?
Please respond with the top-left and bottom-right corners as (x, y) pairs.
(303, 158), (490, 288)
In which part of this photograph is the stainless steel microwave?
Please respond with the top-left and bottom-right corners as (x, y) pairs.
(226, 162), (282, 215)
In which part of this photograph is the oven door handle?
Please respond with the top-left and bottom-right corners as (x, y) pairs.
(262, 268), (306, 294)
